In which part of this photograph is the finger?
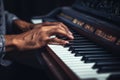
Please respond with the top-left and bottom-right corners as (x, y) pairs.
(50, 29), (74, 40)
(48, 37), (69, 45)
(55, 23), (74, 39)
(41, 22), (73, 37)
(42, 22), (59, 26)
(42, 22), (72, 35)
(59, 22), (73, 35)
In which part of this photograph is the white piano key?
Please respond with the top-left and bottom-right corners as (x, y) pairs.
(31, 19), (43, 24)
(79, 73), (110, 80)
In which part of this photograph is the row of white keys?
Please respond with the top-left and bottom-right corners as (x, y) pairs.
(48, 45), (110, 80)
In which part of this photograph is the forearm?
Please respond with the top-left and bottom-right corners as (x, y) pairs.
(5, 35), (17, 52)
(13, 19), (33, 32)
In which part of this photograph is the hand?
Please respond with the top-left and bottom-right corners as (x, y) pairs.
(7, 22), (74, 51)
(14, 19), (66, 32)
(31, 22), (67, 29)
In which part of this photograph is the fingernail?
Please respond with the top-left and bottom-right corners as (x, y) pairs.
(69, 31), (72, 35)
(65, 41), (69, 44)
(70, 35), (74, 39)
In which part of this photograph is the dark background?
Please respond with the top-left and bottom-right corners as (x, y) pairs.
(4, 0), (75, 21)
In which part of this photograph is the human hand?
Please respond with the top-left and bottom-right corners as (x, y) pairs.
(12, 22), (74, 51)
(31, 22), (67, 29)
(14, 19), (67, 32)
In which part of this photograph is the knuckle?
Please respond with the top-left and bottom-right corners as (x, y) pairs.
(45, 22), (50, 24)
(60, 22), (65, 26)
(60, 22), (64, 25)
(58, 22), (62, 24)
(60, 40), (64, 43)
(57, 24), (62, 28)
(40, 27), (46, 31)
(44, 37), (49, 41)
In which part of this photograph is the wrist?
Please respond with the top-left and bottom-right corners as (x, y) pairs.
(5, 35), (19, 52)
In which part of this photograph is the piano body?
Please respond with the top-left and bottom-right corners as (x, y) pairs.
(10, 0), (120, 80)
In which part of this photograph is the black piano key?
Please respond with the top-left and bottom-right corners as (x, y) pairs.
(83, 54), (112, 57)
(85, 57), (120, 63)
(65, 43), (96, 48)
(72, 49), (104, 53)
(69, 45), (98, 51)
(74, 47), (104, 51)
(74, 37), (86, 39)
(73, 35), (84, 37)
(75, 51), (107, 57)
(73, 35), (83, 37)
(71, 47), (104, 53)
(75, 52), (108, 56)
(70, 45), (98, 48)
(108, 73), (120, 80)
(93, 61), (120, 69)
(77, 50), (107, 54)
(68, 42), (95, 46)
(65, 42), (95, 47)
(73, 35), (85, 40)
(69, 39), (91, 43)
(98, 66), (120, 73)
(71, 31), (78, 34)
(82, 54), (112, 61)
(64, 43), (71, 47)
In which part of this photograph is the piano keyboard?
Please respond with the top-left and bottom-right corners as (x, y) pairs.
(48, 28), (120, 80)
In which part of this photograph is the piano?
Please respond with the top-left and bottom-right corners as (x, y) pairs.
(31, 0), (120, 80)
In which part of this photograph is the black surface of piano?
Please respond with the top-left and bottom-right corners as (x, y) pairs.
(32, 0), (120, 80)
